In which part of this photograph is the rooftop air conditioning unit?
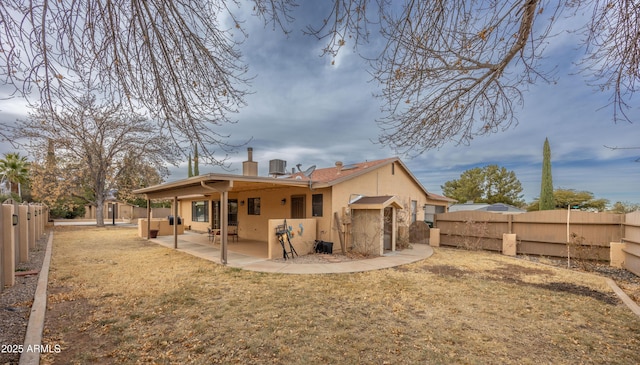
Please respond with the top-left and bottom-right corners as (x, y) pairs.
(269, 159), (287, 176)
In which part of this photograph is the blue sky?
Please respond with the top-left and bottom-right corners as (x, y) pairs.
(1, 2), (638, 205)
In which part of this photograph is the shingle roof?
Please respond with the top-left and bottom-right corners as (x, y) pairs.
(285, 157), (397, 184)
(284, 156), (452, 203)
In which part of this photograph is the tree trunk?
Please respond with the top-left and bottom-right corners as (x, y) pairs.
(96, 197), (105, 227)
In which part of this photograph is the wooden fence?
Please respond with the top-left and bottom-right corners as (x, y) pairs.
(434, 210), (624, 261)
(622, 211), (640, 276)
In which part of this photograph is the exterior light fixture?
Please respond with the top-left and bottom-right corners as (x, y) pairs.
(281, 198), (286, 205)
(12, 214), (18, 226)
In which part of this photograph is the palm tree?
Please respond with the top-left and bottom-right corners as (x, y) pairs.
(0, 152), (30, 199)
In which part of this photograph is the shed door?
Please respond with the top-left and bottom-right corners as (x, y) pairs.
(384, 207), (392, 250)
(291, 195), (305, 218)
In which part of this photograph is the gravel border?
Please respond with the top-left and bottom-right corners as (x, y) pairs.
(0, 231), (49, 365)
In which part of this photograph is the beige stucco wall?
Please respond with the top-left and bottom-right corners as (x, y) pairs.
(267, 218), (317, 259)
(328, 161), (446, 246)
(138, 218), (184, 237)
(178, 186), (332, 243)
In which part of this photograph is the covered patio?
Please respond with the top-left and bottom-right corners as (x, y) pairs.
(133, 173), (313, 264)
(151, 231), (269, 265)
(147, 230), (434, 274)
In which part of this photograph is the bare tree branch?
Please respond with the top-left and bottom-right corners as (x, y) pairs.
(1, 1), (639, 160)
(371, 0), (564, 155)
(18, 92), (178, 225)
(0, 0), (297, 164)
(604, 145), (640, 162)
(578, 0), (640, 123)
(304, 0), (376, 60)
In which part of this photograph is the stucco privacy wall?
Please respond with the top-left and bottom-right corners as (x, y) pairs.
(267, 218), (317, 259)
(137, 218), (185, 237)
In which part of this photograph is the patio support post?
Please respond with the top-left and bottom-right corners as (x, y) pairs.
(199, 180), (233, 265)
(221, 191), (228, 265)
(173, 196), (178, 249)
(146, 199), (151, 239)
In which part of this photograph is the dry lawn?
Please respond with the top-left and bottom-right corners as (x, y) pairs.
(42, 226), (640, 364)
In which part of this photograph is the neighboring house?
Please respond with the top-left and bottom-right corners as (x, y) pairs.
(134, 149), (451, 257)
(448, 202), (526, 214)
(83, 201), (163, 222)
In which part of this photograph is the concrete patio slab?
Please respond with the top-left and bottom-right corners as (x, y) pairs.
(149, 232), (433, 274)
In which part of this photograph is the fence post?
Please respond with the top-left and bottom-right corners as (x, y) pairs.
(2, 203), (16, 287)
(11, 201), (19, 265)
(610, 241), (625, 268)
(0, 203), (4, 291)
(502, 233), (517, 256)
(28, 204), (36, 250)
(19, 204), (29, 263)
(36, 205), (42, 239)
(429, 228), (440, 247)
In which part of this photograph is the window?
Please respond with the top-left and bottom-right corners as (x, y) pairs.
(248, 197), (260, 215)
(211, 200), (238, 228)
(229, 199), (238, 223)
(192, 201), (209, 222)
(312, 194), (323, 217)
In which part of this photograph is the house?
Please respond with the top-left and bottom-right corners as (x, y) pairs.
(448, 202), (526, 214)
(133, 148), (451, 260)
(83, 200), (151, 222)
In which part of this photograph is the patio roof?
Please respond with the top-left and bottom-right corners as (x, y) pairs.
(133, 173), (312, 200)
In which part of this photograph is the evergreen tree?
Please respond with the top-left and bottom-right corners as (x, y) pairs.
(188, 152), (193, 178)
(539, 138), (555, 210)
(194, 144), (199, 176)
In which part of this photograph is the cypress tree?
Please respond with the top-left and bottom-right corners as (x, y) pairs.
(193, 144), (199, 176)
(539, 137), (555, 210)
(187, 152), (193, 178)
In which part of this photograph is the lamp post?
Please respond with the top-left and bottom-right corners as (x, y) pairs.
(106, 197), (116, 226)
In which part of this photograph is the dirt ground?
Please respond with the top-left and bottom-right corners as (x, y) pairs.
(15, 227), (640, 364)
